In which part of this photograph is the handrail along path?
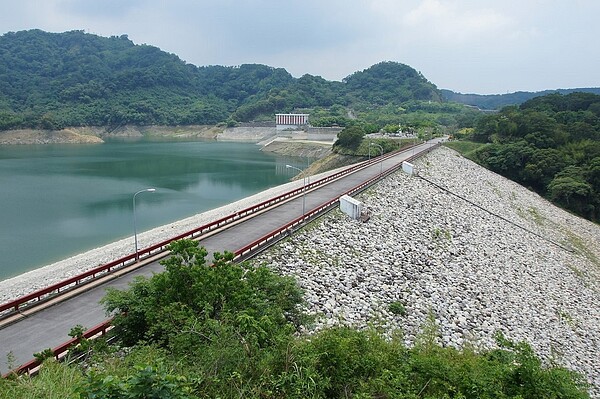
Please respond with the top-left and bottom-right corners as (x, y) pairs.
(0, 141), (440, 377)
(0, 145), (408, 319)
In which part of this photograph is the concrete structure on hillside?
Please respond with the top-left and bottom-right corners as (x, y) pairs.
(339, 194), (363, 220)
(276, 113), (309, 130)
(402, 161), (415, 175)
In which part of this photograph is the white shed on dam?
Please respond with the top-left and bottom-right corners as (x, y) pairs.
(339, 194), (363, 220)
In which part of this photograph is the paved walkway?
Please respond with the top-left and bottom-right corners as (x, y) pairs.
(0, 142), (437, 374)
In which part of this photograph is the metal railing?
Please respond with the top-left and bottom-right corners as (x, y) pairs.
(236, 143), (441, 261)
(3, 142), (439, 377)
(3, 320), (113, 377)
(0, 146), (412, 318)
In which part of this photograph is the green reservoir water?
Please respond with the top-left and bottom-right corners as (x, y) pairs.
(0, 140), (306, 281)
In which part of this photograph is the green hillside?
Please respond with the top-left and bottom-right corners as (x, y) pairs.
(468, 92), (600, 222)
(0, 30), (445, 130)
(441, 88), (600, 110)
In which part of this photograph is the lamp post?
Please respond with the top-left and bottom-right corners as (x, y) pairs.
(286, 164), (306, 216)
(370, 143), (383, 175)
(133, 188), (156, 261)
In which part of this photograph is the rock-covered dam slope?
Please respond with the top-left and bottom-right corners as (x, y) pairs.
(256, 146), (600, 395)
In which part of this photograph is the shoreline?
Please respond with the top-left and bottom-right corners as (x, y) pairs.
(0, 128), (339, 303)
(0, 125), (341, 145)
(0, 164), (348, 305)
(0, 125), (222, 144)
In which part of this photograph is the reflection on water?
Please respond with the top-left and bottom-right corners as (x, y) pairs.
(0, 140), (309, 281)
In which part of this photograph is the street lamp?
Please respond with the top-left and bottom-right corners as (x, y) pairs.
(133, 188), (156, 261)
(286, 164), (306, 216)
(370, 143), (383, 175)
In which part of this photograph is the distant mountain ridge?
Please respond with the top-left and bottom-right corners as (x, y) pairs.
(441, 88), (600, 110)
(0, 29), (440, 130)
(1, 29), (596, 131)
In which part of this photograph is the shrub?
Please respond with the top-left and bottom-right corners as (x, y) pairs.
(334, 126), (365, 150)
(102, 239), (304, 351)
(388, 301), (407, 316)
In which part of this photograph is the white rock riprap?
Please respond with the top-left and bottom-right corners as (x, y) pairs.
(255, 146), (600, 396)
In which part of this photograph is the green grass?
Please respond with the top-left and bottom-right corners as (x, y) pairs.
(431, 227), (452, 241)
(0, 360), (82, 399)
(527, 206), (546, 226)
(444, 140), (486, 159)
(388, 301), (407, 316)
(564, 230), (600, 269)
(336, 137), (414, 157)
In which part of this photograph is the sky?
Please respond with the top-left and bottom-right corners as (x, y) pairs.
(0, 0), (598, 94)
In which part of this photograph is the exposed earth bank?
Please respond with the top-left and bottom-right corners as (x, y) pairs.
(0, 128), (104, 144)
(0, 125), (223, 144)
(0, 125), (341, 145)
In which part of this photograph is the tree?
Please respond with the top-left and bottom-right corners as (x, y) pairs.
(102, 239), (304, 349)
(333, 126), (365, 150)
(523, 148), (570, 190)
(588, 157), (600, 192)
(473, 141), (534, 181)
(0, 30), (461, 130)
(470, 92), (600, 222)
(548, 167), (594, 217)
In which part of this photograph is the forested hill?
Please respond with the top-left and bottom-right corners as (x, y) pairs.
(441, 88), (600, 110)
(0, 29), (441, 130)
(469, 92), (600, 222)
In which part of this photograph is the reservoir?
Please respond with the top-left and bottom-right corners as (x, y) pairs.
(0, 140), (307, 281)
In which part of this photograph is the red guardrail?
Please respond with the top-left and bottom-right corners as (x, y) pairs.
(4, 319), (113, 377)
(0, 146), (410, 316)
(4, 142), (439, 378)
(235, 142), (441, 261)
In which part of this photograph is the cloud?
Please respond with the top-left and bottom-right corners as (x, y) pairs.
(175, 1), (366, 56)
(60, 0), (145, 18)
(393, 0), (514, 44)
(0, 0), (599, 93)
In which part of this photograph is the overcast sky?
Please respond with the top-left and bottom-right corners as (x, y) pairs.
(1, 0), (598, 94)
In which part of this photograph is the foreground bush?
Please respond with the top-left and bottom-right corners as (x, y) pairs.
(102, 239), (304, 350)
(3, 329), (588, 399)
(1, 240), (590, 398)
(267, 327), (589, 399)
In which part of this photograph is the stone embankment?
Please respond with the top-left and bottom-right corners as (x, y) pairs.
(255, 146), (600, 396)
(0, 125), (222, 144)
(220, 126), (338, 159)
(217, 126), (278, 141)
(0, 125), (339, 147)
(260, 139), (332, 159)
